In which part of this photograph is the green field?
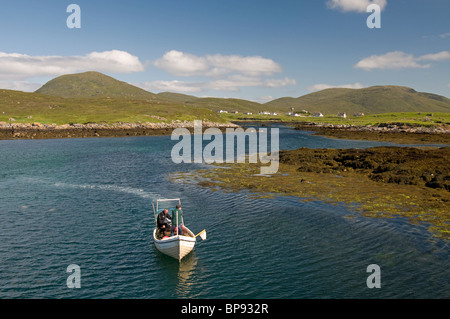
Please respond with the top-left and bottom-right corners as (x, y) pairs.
(0, 89), (225, 125)
(222, 112), (450, 127)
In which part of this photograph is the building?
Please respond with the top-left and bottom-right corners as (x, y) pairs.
(217, 110), (228, 113)
(313, 112), (324, 117)
(337, 112), (347, 118)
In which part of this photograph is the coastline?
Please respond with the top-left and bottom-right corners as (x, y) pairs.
(2, 119), (449, 145)
(293, 122), (450, 145)
(0, 121), (238, 140)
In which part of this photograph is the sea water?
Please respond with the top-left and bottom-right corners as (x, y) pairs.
(0, 126), (448, 298)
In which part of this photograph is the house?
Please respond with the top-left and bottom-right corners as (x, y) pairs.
(259, 111), (270, 115)
(353, 112), (365, 117)
(270, 112), (278, 116)
(217, 110), (228, 113)
(244, 112), (253, 115)
(290, 113), (302, 117)
(231, 111), (239, 114)
(313, 112), (324, 117)
(337, 112), (347, 118)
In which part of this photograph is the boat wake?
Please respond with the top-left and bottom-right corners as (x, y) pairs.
(18, 176), (161, 200)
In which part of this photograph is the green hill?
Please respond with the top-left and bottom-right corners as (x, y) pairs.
(36, 71), (157, 100)
(2, 72), (447, 125)
(0, 89), (224, 125)
(265, 86), (450, 115)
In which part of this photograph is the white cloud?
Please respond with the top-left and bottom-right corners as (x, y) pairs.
(264, 77), (297, 88)
(440, 32), (450, 39)
(0, 80), (42, 92)
(0, 50), (145, 81)
(355, 51), (450, 70)
(153, 50), (282, 77)
(137, 80), (205, 93)
(153, 51), (209, 77)
(136, 76), (296, 94)
(145, 50), (294, 94)
(307, 82), (365, 92)
(355, 52), (426, 70)
(327, 0), (387, 13)
(417, 51), (450, 62)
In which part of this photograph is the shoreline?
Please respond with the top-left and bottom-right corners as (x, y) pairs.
(0, 121), (239, 140)
(1, 120), (449, 145)
(292, 122), (450, 145)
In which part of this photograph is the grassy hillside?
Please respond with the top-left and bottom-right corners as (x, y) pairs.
(36, 71), (158, 100)
(0, 89), (224, 125)
(3, 72), (448, 125)
(265, 86), (450, 115)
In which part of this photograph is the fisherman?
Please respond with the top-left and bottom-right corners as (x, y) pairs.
(171, 204), (184, 236)
(157, 208), (172, 237)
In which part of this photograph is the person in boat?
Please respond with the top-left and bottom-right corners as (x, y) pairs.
(171, 204), (184, 236)
(157, 208), (172, 237)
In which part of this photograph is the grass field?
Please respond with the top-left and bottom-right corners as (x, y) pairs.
(222, 112), (450, 127)
(0, 89), (226, 125)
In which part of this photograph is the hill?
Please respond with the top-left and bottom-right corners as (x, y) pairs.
(0, 89), (224, 125)
(36, 71), (157, 100)
(9, 72), (448, 125)
(265, 86), (450, 115)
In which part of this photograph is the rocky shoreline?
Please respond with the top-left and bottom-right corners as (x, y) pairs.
(1, 120), (449, 144)
(294, 122), (450, 144)
(0, 120), (239, 140)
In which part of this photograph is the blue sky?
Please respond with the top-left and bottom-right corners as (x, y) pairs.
(0, 0), (449, 102)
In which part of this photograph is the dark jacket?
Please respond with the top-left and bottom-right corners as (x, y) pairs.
(157, 211), (171, 228)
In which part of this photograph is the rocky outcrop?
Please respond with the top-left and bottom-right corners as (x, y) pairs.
(0, 120), (239, 140)
(294, 122), (450, 145)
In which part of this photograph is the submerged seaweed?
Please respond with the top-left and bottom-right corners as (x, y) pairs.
(171, 146), (450, 240)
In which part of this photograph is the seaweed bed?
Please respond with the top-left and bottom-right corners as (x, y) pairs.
(171, 146), (450, 240)
(280, 147), (450, 191)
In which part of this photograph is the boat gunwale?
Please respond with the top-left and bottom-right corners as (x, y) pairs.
(152, 228), (196, 244)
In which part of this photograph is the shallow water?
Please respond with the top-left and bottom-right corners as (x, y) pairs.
(0, 127), (448, 298)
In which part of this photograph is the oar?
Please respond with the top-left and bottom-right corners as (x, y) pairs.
(195, 229), (207, 240)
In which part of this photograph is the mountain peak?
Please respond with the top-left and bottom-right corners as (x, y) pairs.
(35, 71), (155, 100)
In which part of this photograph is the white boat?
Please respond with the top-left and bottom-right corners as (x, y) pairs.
(152, 198), (205, 261)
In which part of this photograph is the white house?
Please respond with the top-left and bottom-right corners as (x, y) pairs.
(313, 112), (324, 117)
(337, 112), (347, 118)
(217, 110), (228, 113)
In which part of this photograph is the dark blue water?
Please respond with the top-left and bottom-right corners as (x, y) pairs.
(0, 127), (448, 299)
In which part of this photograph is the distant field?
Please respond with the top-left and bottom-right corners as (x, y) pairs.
(222, 112), (450, 127)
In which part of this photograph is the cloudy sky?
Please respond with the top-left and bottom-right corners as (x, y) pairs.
(0, 0), (449, 102)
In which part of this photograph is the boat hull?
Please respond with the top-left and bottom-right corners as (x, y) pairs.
(153, 228), (196, 261)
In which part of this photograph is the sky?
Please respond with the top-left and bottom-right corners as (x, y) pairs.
(0, 0), (449, 102)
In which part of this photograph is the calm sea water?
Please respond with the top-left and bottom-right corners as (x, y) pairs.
(0, 126), (448, 299)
